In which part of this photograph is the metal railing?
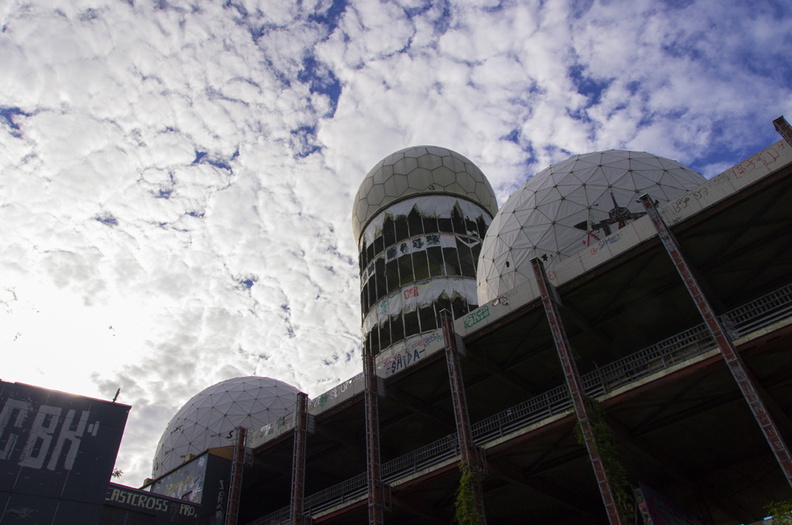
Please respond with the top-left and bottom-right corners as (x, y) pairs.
(250, 282), (792, 524)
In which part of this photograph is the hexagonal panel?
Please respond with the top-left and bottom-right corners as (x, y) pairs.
(432, 165), (456, 187)
(393, 156), (418, 175)
(384, 173), (410, 197)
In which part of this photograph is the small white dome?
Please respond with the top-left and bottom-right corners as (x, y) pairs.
(477, 150), (706, 303)
(352, 146), (498, 244)
(152, 376), (299, 477)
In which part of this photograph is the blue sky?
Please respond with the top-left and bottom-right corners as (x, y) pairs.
(1, 0), (790, 485)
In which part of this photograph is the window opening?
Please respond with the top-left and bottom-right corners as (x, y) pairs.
(383, 216), (396, 247)
(427, 247), (444, 277)
(375, 257), (386, 300)
(412, 251), (430, 281)
(404, 310), (420, 338)
(423, 214), (439, 234)
(374, 234), (384, 257)
(379, 317), (391, 349)
(457, 241), (476, 278)
(390, 313), (405, 343)
(395, 216), (409, 242)
(408, 207), (424, 237)
(443, 247), (461, 276)
(398, 253), (414, 286)
(451, 205), (465, 234)
(385, 258), (400, 295)
(418, 305), (437, 333)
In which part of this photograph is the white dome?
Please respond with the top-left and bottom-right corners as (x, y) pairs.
(477, 150), (706, 303)
(352, 146), (498, 244)
(152, 376), (299, 477)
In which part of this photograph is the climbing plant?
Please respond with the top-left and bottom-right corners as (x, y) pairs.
(765, 499), (792, 525)
(455, 461), (483, 525)
(574, 396), (635, 522)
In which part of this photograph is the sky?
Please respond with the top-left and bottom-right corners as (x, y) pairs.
(1, 0), (790, 486)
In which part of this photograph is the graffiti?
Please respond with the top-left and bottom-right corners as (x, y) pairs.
(385, 348), (424, 375)
(666, 141), (790, 224)
(464, 305), (490, 329)
(379, 297), (389, 317)
(106, 485), (200, 517)
(380, 332), (443, 375)
(309, 376), (363, 411)
(733, 142), (786, 178)
(106, 488), (169, 513)
(0, 398), (98, 471)
(585, 233), (623, 256)
(670, 187), (709, 214)
(214, 479), (226, 524)
(155, 454), (207, 503)
(383, 233), (451, 262)
(258, 414), (289, 436)
(597, 233), (621, 248)
(403, 286), (419, 299)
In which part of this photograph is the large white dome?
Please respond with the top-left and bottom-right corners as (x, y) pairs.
(352, 146), (498, 244)
(152, 376), (299, 477)
(477, 150), (706, 303)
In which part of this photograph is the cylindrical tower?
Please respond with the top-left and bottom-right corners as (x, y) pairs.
(352, 146), (498, 357)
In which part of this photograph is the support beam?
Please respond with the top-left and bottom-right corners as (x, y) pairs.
(364, 349), (385, 524)
(441, 310), (487, 524)
(640, 194), (792, 489)
(530, 257), (626, 525)
(225, 426), (247, 525)
(291, 392), (309, 525)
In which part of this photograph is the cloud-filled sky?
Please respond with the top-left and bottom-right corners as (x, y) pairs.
(1, 0), (790, 486)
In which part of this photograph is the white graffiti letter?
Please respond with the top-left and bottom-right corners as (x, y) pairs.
(19, 405), (61, 469)
(48, 409), (89, 471)
(0, 399), (32, 460)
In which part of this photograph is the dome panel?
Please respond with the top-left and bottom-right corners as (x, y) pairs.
(442, 155), (466, 173)
(393, 156), (418, 175)
(152, 376), (299, 477)
(477, 150), (705, 303)
(417, 153), (443, 171)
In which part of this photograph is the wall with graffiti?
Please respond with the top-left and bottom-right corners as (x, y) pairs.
(0, 380), (129, 525)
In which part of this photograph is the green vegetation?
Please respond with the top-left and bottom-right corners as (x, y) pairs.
(574, 396), (634, 522)
(455, 461), (483, 525)
(765, 499), (792, 524)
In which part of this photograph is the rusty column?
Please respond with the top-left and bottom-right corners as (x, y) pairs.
(224, 426), (247, 525)
(290, 392), (309, 525)
(773, 116), (792, 146)
(364, 348), (385, 524)
(441, 310), (487, 524)
(530, 258), (626, 525)
(640, 194), (792, 488)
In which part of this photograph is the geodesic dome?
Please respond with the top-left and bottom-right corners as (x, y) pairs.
(477, 150), (706, 303)
(352, 146), (498, 244)
(152, 376), (299, 477)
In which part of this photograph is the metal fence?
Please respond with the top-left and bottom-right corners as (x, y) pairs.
(250, 282), (792, 524)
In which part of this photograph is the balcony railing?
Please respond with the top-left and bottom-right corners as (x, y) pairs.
(249, 282), (792, 524)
